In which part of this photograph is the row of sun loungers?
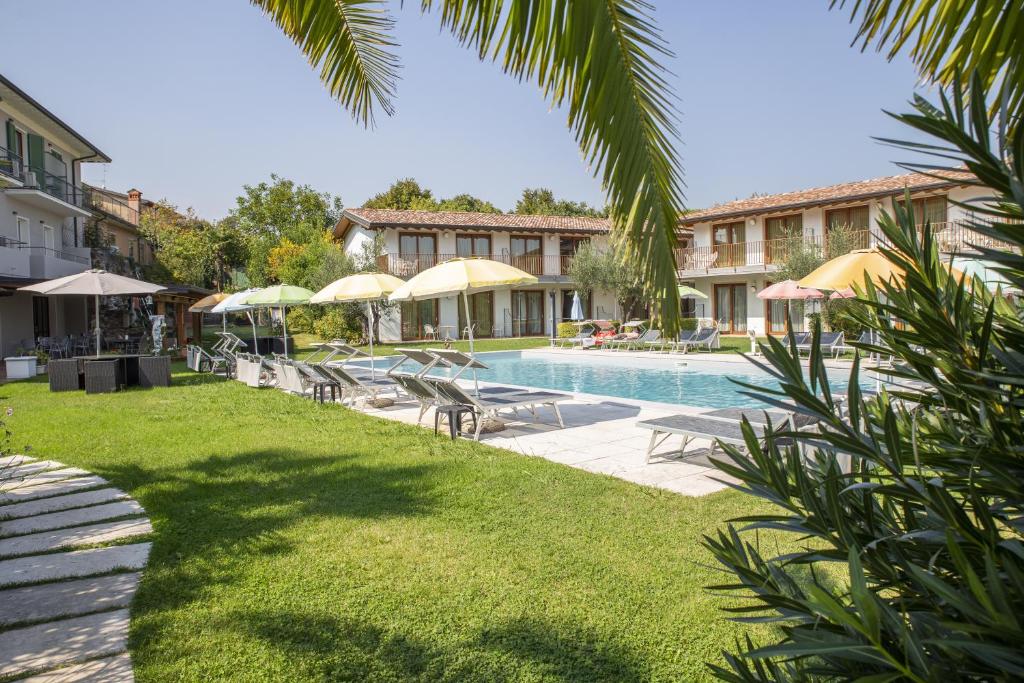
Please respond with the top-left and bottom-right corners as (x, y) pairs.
(600, 328), (720, 353)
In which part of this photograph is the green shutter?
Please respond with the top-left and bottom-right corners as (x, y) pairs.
(27, 133), (45, 187)
(5, 121), (15, 154)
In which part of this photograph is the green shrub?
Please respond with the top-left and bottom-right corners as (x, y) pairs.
(285, 306), (318, 334)
(312, 307), (362, 342)
(825, 299), (866, 338)
(680, 318), (698, 331)
(556, 322), (577, 338)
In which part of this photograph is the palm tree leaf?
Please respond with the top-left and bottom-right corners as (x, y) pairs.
(252, 0), (399, 127)
(421, 0), (686, 332)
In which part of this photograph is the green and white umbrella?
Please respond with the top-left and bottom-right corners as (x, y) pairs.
(677, 285), (707, 299)
(243, 285), (314, 358)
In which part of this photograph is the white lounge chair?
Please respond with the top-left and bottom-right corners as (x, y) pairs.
(422, 376), (570, 440)
(676, 328), (719, 353)
(638, 408), (804, 463)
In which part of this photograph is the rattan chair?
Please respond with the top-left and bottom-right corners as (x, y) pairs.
(48, 359), (81, 392)
(84, 360), (121, 394)
(139, 355), (171, 388)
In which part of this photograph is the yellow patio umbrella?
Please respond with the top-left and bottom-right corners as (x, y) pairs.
(388, 257), (538, 356)
(799, 247), (964, 292)
(188, 292), (229, 313)
(310, 273), (405, 378)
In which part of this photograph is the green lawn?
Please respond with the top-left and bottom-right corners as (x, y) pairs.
(2, 368), (769, 682)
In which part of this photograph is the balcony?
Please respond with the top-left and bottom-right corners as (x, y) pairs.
(931, 220), (1016, 254)
(377, 253), (576, 279)
(675, 231), (873, 277)
(85, 188), (140, 225)
(0, 146), (25, 188)
(0, 236), (31, 278)
(4, 169), (91, 219)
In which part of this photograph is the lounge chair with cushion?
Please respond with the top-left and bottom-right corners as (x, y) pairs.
(554, 323), (596, 349)
(422, 375), (570, 440)
(610, 328), (657, 351)
(796, 331), (844, 358)
(318, 363), (401, 406)
(676, 327), (720, 353)
(637, 407), (813, 463)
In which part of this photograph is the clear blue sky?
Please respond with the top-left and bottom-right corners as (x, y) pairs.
(5, 1), (929, 219)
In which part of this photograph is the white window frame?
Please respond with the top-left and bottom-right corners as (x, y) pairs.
(15, 216), (29, 246)
(42, 224), (55, 251)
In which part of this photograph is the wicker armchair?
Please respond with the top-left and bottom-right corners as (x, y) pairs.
(48, 359), (82, 392)
(139, 355), (171, 388)
(84, 360), (121, 394)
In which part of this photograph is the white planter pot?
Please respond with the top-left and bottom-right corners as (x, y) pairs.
(5, 356), (38, 380)
(37, 365), (47, 375)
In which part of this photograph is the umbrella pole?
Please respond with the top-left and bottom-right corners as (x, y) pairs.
(95, 294), (101, 358)
(281, 306), (288, 359)
(366, 301), (375, 380)
(463, 291), (478, 395)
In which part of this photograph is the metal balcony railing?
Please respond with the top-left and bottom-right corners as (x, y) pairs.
(85, 188), (140, 225)
(20, 245), (91, 265)
(0, 236), (27, 249)
(674, 230), (873, 273)
(0, 146), (24, 182)
(377, 253), (576, 278)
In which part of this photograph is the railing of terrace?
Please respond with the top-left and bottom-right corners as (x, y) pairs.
(85, 188), (140, 225)
(0, 146), (24, 182)
(19, 245), (91, 265)
(674, 230), (873, 273)
(377, 252), (575, 278)
(25, 169), (87, 208)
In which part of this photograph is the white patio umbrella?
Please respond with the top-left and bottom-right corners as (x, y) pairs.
(210, 288), (263, 352)
(569, 291), (585, 321)
(19, 269), (165, 357)
(310, 273), (405, 379)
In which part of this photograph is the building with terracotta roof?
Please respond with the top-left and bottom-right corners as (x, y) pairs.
(334, 208), (690, 341)
(676, 169), (993, 336)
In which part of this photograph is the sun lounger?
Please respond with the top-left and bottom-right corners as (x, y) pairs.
(317, 363), (401, 406)
(796, 331), (844, 358)
(676, 328), (719, 353)
(663, 329), (696, 353)
(637, 408), (805, 463)
(554, 324), (596, 349)
(421, 375), (570, 440)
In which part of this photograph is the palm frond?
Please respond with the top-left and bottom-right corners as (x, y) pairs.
(421, 0), (686, 332)
(252, 0), (399, 127)
(832, 0), (1024, 119)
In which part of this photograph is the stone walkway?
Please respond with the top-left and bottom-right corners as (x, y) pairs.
(0, 455), (151, 682)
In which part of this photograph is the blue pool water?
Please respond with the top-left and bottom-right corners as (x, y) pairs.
(364, 351), (864, 409)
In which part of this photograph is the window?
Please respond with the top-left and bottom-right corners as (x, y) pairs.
(398, 232), (437, 274)
(456, 234), (490, 257)
(457, 292), (494, 338)
(764, 214), (803, 264)
(712, 221), (746, 267)
(825, 205), (869, 231)
(510, 235), (543, 275)
(714, 284), (747, 334)
(559, 236), (588, 257)
(32, 297), (50, 339)
(901, 195), (947, 226)
(15, 216), (29, 245)
(511, 290), (544, 336)
(42, 224), (55, 251)
(560, 290), (592, 321)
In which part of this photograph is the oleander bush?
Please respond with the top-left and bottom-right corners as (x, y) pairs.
(705, 74), (1024, 681)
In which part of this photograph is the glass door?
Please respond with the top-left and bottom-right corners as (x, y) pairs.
(764, 214), (802, 265)
(400, 299), (439, 340)
(399, 233), (437, 276)
(457, 292), (494, 338)
(714, 284), (748, 334)
(511, 290), (544, 336)
(510, 236), (543, 275)
(712, 222), (745, 267)
(456, 234), (490, 258)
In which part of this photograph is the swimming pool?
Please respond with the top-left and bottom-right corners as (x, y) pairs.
(365, 350), (864, 409)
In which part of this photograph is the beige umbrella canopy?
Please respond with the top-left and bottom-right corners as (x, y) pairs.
(20, 269), (166, 357)
(188, 292), (229, 313)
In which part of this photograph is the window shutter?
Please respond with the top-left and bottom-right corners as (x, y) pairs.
(5, 121), (16, 154)
(27, 133), (45, 187)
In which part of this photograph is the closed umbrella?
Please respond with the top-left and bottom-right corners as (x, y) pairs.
(310, 273), (405, 378)
(19, 269), (165, 357)
(243, 285), (314, 358)
(569, 291), (584, 321)
(211, 288), (263, 351)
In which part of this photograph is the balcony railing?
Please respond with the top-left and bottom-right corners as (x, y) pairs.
(931, 220), (1017, 253)
(85, 188), (140, 225)
(377, 253), (576, 278)
(0, 146), (24, 182)
(20, 245), (91, 265)
(675, 230), (872, 273)
(0, 236), (27, 249)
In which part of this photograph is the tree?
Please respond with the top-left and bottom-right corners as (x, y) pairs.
(513, 187), (607, 218)
(437, 193), (501, 214)
(566, 241), (644, 321)
(252, 0), (684, 331)
(138, 202), (247, 290)
(704, 74), (1024, 681)
(232, 175), (343, 286)
(363, 178), (436, 210)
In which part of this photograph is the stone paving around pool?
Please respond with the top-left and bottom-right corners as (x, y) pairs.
(0, 455), (151, 682)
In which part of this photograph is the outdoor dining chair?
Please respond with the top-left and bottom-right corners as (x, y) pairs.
(84, 360), (121, 394)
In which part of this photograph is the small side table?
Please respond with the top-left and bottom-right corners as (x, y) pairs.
(434, 404), (477, 440)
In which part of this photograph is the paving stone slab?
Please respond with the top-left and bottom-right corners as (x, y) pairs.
(0, 477), (109, 506)
(0, 455), (36, 468)
(0, 519), (151, 558)
(0, 501), (144, 537)
(11, 653), (134, 683)
(0, 490), (128, 521)
(8, 468), (92, 489)
(0, 573), (141, 627)
(0, 609), (130, 678)
(0, 543), (151, 588)
(1, 461), (63, 480)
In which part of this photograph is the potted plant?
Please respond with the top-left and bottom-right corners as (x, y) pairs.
(33, 350), (49, 375)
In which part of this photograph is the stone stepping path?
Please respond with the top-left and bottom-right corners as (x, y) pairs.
(0, 457), (151, 681)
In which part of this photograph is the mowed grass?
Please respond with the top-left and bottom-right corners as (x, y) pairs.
(3, 367), (769, 681)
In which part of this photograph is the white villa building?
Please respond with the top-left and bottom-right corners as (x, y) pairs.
(676, 169), (990, 336)
(0, 74), (110, 356)
(334, 208), (636, 342)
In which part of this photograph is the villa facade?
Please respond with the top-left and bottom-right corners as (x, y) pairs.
(676, 170), (992, 335)
(334, 208), (681, 341)
(0, 74), (109, 356)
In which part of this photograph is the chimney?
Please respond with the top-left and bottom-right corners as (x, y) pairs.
(127, 188), (142, 224)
